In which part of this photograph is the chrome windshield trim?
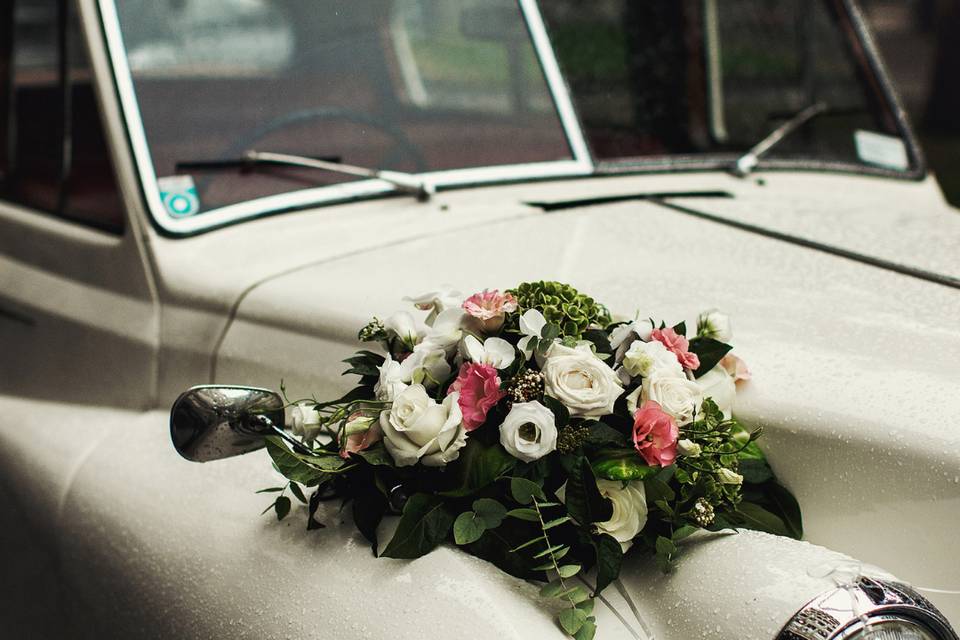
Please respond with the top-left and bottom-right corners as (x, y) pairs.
(97, 0), (593, 235)
(518, 0), (592, 168)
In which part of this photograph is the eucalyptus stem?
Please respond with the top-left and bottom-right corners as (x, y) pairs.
(533, 500), (578, 610)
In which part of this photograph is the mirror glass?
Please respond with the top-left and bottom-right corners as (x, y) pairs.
(170, 385), (284, 462)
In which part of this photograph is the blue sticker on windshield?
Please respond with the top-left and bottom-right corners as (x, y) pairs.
(158, 175), (200, 218)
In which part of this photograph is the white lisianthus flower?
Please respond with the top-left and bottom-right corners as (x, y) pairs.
(717, 468), (744, 485)
(419, 308), (464, 356)
(609, 317), (656, 363)
(517, 308), (547, 360)
(399, 346), (452, 389)
(697, 309), (732, 343)
(676, 439), (701, 457)
(374, 355), (408, 401)
(499, 401), (557, 462)
(622, 339), (683, 379)
(289, 401), (323, 441)
(380, 385), (466, 467)
(383, 311), (425, 348)
(404, 287), (462, 324)
(541, 343), (623, 417)
(595, 480), (648, 551)
(463, 335), (516, 369)
(695, 365), (737, 419)
(628, 372), (701, 426)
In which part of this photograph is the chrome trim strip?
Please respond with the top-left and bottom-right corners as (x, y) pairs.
(517, 0), (593, 167)
(96, 0), (593, 235)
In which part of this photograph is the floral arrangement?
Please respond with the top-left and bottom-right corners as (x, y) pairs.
(260, 282), (802, 639)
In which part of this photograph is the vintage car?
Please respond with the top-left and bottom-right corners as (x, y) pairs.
(1, 0), (958, 638)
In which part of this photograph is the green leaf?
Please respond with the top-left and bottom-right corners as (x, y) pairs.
(734, 502), (791, 537)
(565, 586), (591, 603)
(542, 516), (572, 530)
(739, 458), (773, 484)
(583, 423), (627, 447)
(541, 323), (561, 341)
(265, 437), (328, 485)
(255, 487), (284, 494)
(575, 599), (595, 616)
(591, 449), (656, 481)
(540, 579), (567, 598)
(672, 525), (698, 541)
(762, 482), (803, 539)
(557, 564), (581, 578)
(381, 494), (455, 559)
(453, 512), (487, 545)
(506, 508), (539, 522)
(352, 485), (387, 553)
(354, 445), (395, 467)
(573, 617), (597, 640)
(689, 337), (733, 378)
(441, 439), (516, 497)
(656, 536), (677, 557)
(288, 483), (307, 504)
(509, 477), (546, 505)
(533, 544), (569, 559)
(510, 535), (546, 552)
(274, 496), (291, 521)
(644, 476), (676, 505)
(593, 534), (622, 595)
(565, 456), (613, 525)
(473, 498), (507, 528)
(672, 321), (687, 336)
(542, 396), (570, 427)
(559, 608), (588, 635)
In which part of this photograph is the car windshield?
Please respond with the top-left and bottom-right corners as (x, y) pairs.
(105, 0), (913, 231)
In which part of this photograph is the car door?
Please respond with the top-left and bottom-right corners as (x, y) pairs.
(0, 0), (158, 409)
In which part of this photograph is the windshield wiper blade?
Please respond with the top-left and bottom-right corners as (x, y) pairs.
(176, 151), (435, 201)
(731, 101), (829, 177)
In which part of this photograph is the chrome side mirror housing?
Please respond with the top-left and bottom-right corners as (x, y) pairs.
(170, 385), (285, 462)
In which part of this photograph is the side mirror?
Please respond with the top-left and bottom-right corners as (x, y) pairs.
(170, 385), (285, 462)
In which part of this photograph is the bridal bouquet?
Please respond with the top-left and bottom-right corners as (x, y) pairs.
(259, 281), (801, 639)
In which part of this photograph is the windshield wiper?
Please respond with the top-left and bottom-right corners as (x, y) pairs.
(731, 101), (828, 177)
(176, 150), (435, 201)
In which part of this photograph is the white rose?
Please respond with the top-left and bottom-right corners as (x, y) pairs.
(289, 401), (323, 441)
(695, 365), (737, 419)
(499, 401), (557, 462)
(463, 335), (515, 369)
(374, 355), (408, 401)
(697, 309), (732, 343)
(621, 339), (683, 379)
(541, 343), (623, 417)
(380, 385), (466, 467)
(676, 439), (701, 457)
(383, 311), (425, 348)
(717, 468), (743, 485)
(595, 480), (648, 551)
(628, 372), (701, 426)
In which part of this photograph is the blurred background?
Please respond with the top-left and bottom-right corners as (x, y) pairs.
(861, 0), (960, 205)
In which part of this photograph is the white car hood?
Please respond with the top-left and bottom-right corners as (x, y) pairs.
(215, 189), (960, 624)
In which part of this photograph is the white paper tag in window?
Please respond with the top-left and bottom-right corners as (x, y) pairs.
(158, 175), (201, 218)
(854, 130), (909, 171)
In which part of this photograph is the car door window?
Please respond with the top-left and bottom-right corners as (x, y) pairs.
(0, 0), (125, 233)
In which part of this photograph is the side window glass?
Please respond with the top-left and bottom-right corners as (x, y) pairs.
(1, 0), (125, 233)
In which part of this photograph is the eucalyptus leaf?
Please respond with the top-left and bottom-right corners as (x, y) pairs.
(506, 508), (539, 522)
(557, 564), (581, 578)
(509, 477), (546, 505)
(473, 498), (507, 528)
(559, 608), (588, 635)
(540, 578), (567, 598)
(573, 617), (597, 640)
(453, 512), (487, 545)
(381, 493), (455, 559)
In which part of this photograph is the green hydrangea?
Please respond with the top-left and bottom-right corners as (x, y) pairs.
(507, 281), (610, 338)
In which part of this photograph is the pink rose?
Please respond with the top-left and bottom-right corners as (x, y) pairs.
(650, 327), (700, 371)
(632, 400), (679, 467)
(462, 289), (518, 332)
(720, 353), (751, 383)
(448, 362), (505, 431)
(339, 414), (383, 460)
